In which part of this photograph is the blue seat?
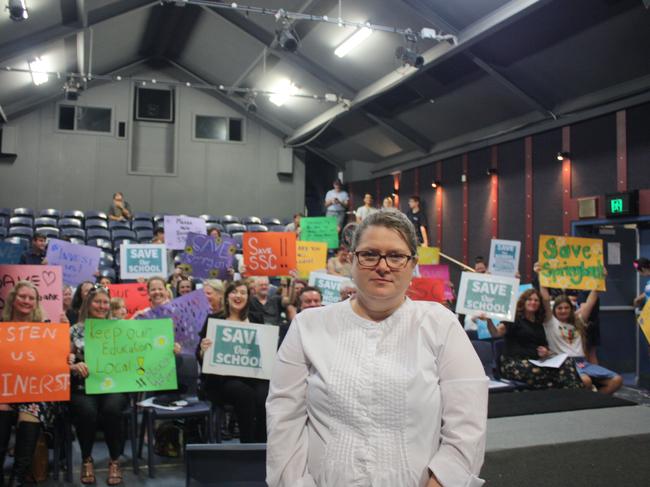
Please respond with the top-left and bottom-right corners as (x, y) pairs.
(0, 216), (5, 227)
(34, 217), (57, 228)
(9, 216), (33, 227)
(112, 229), (136, 241)
(0, 227), (6, 238)
(4, 236), (29, 247)
(220, 215), (240, 224)
(85, 210), (107, 220)
(185, 444), (266, 486)
(61, 227), (85, 240)
(85, 218), (108, 230)
(231, 233), (243, 251)
(58, 218), (82, 229)
(225, 223), (246, 234)
(199, 214), (219, 224)
(67, 237), (85, 246)
(153, 214), (165, 224)
(86, 238), (112, 251)
(136, 229), (154, 242)
(132, 220), (153, 231)
(35, 226), (60, 239)
(99, 256), (115, 268)
(37, 208), (61, 220)
(269, 225), (286, 232)
(113, 238), (135, 251)
(132, 212), (153, 221)
(8, 226), (33, 239)
(109, 220), (131, 230)
(246, 224), (268, 232)
(241, 216), (261, 225)
(262, 217), (282, 226)
(86, 228), (111, 240)
(61, 210), (84, 220)
(0, 208), (10, 218)
(98, 267), (116, 282)
(12, 208), (34, 220)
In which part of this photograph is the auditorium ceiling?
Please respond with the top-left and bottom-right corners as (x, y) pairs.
(0, 0), (648, 177)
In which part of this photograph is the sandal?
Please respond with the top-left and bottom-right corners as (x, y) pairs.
(81, 458), (95, 484)
(107, 460), (123, 486)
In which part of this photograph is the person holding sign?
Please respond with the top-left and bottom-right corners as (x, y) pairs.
(69, 286), (128, 485)
(197, 280), (267, 443)
(536, 265), (623, 395)
(0, 281), (67, 487)
(267, 209), (488, 487)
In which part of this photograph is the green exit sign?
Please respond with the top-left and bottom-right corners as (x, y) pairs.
(610, 198), (624, 214)
(606, 191), (638, 218)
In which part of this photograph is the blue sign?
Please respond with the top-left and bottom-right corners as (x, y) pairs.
(0, 242), (24, 264)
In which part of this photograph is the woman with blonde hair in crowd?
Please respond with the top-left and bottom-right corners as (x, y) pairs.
(202, 279), (224, 315)
(285, 279), (307, 322)
(382, 195), (394, 208)
(133, 276), (181, 354)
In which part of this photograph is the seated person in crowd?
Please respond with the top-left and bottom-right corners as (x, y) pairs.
(248, 276), (288, 325)
(285, 279), (307, 322)
(339, 279), (357, 301)
(327, 246), (352, 277)
(63, 285), (73, 313)
(152, 228), (165, 244)
(67, 281), (94, 325)
(356, 193), (378, 223)
(98, 275), (113, 288)
(108, 192), (132, 221)
(487, 288), (582, 389)
(298, 286), (323, 311)
(474, 256), (487, 274)
(176, 277), (196, 297)
(203, 279), (224, 315)
(110, 297), (128, 319)
(285, 213), (302, 236)
(633, 257), (650, 309)
(19, 232), (47, 265)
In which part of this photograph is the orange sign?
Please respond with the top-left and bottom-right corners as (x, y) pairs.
(406, 278), (446, 303)
(109, 283), (150, 318)
(0, 322), (70, 403)
(243, 232), (297, 276)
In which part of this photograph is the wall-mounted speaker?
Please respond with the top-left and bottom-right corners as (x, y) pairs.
(277, 146), (293, 176)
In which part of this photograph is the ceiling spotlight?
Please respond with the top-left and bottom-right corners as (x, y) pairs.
(431, 180), (441, 189)
(269, 79), (297, 107)
(28, 57), (48, 86)
(557, 151), (571, 161)
(486, 168), (498, 176)
(244, 93), (257, 113)
(395, 45), (424, 68)
(7, 0), (28, 21)
(277, 21), (299, 52)
(63, 78), (82, 101)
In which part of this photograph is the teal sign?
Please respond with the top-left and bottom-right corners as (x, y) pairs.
(120, 243), (167, 279)
(456, 272), (519, 322)
(213, 324), (261, 369)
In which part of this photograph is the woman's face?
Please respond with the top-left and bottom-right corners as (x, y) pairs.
(113, 304), (128, 319)
(89, 293), (111, 319)
(294, 282), (305, 294)
(80, 282), (93, 299)
(13, 286), (37, 316)
(227, 285), (248, 316)
(524, 294), (540, 313)
(99, 277), (112, 288)
(178, 280), (193, 296)
(148, 280), (168, 306)
(337, 249), (349, 262)
(554, 302), (572, 322)
(351, 226), (415, 303)
(63, 287), (73, 307)
(204, 285), (222, 310)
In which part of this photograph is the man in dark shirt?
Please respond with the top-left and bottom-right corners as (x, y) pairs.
(248, 276), (288, 325)
(405, 195), (429, 247)
(19, 232), (47, 265)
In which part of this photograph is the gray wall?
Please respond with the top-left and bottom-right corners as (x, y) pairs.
(0, 70), (304, 219)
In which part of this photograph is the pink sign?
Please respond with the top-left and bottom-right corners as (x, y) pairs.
(419, 264), (454, 300)
(0, 265), (64, 322)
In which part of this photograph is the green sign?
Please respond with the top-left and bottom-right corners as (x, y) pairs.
(300, 217), (339, 249)
(213, 324), (262, 369)
(84, 319), (177, 394)
(610, 198), (624, 214)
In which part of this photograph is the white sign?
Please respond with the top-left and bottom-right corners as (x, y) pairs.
(308, 272), (349, 305)
(455, 272), (520, 322)
(120, 243), (168, 280)
(202, 319), (279, 380)
(488, 239), (521, 276)
(164, 215), (207, 250)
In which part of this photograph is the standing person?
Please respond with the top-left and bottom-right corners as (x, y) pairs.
(267, 209), (488, 487)
(405, 195), (429, 247)
(382, 196), (394, 208)
(19, 232), (47, 265)
(324, 179), (349, 231)
(197, 280), (267, 443)
(633, 257), (650, 309)
(108, 192), (132, 222)
(248, 277), (288, 325)
(355, 193), (378, 223)
(69, 286), (128, 485)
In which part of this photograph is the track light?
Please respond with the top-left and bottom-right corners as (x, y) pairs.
(557, 151), (571, 161)
(486, 168), (498, 176)
(431, 180), (441, 189)
(7, 0), (28, 21)
(244, 93), (257, 113)
(395, 45), (424, 68)
(276, 19), (299, 52)
(28, 57), (48, 86)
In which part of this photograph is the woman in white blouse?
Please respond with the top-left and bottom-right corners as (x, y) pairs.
(266, 209), (488, 487)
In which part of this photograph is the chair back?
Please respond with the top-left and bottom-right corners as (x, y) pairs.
(471, 340), (496, 378)
(185, 443), (266, 486)
(178, 353), (201, 395)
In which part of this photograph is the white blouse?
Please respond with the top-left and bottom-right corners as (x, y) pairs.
(266, 298), (488, 487)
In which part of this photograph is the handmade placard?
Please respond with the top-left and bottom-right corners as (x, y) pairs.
(45, 239), (101, 286)
(417, 246), (440, 265)
(0, 265), (63, 322)
(243, 232), (296, 277)
(296, 241), (327, 279)
(488, 239), (521, 277)
(120, 243), (167, 280)
(164, 215), (207, 250)
(108, 283), (150, 318)
(538, 235), (606, 291)
(300, 217), (339, 249)
(179, 232), (236, 280)
(406, 277), (445, 302)
(418, 264), (453, 300)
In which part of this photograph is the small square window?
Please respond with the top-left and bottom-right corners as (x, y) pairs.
(58, 105), (75, 131)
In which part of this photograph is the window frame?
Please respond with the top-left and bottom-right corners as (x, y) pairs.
(192, 114), (246, 144)
(55, 103), (114, 136)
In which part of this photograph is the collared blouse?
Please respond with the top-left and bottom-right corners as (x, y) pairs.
(266, 298), (488, 487)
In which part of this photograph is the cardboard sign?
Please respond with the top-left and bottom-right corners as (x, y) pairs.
(138, 289), (210, 353)
(296, 241), (328, 279)
(418, 264), (453, 300)
(0, 322), (70, 403)
(300, 217), (339, 249)
(308, 272), (349, 305)
(108, 283), (150, 318)
(538, 235), (606, 291)
(0, 241), (24, 264)
(202, 319), (279, 380)
(417, 246), (440, 265)
(243, 232), (297, 277)
(84, 318), (178, 394)
(179, 232), (236, 279)
(120, 243), (167, 280)
(638, 300), (650, 344)
(456, 272), (520, 322)
(45, 238), (101, 286)
(164, 215), (207, 250)
(0, 265), (63, 322)
(488, 239), (521, 276)
(406, 277), (445, 302)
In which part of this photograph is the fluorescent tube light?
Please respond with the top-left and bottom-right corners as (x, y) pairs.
(334, 26), (372, 58)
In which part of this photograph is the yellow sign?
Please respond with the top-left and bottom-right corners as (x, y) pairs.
(417, 246), (440, 265)
(296, 241), (327, 279)
(538, 235), (606, 291)
(639, 300), (650, 344)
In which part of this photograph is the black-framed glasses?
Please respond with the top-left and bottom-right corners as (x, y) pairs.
(354, 250), (415, 270)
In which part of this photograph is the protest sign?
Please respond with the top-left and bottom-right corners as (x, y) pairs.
(120, 243), (167, 280)
(164, 215), (207, 250)
(538, 235), (606, 291)
(108, 283), (150, 318)
(300, 217), (339, 249)
(417, 246), (440, 265)
(519, 283), (533, 295)
(0, 322), (70, 403)
(639, 300), (650, 344)
(0, 265), (63, 322)
(488, 239), (521, 276)
(243, 232), (296, 277)
(179, 232), (236, 279)
(406, 277), (445, 302)
(139, 289), (210, 353)
(456, 272), (519, 322)
(296, 241), (327, 279)
(85, 318), (177, 394)
(418, 264), (453, 300)
(45, 239), (101, 286)
(202, 319), (279, 380)
(0, 241), (24, 264)
(308, 272), (349, 305)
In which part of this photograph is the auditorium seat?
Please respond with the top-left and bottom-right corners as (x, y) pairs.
(58, 218), (83, 229)
(86, 238), (112, 251)
(471, 340), (497, 379)
(61, 228), (86, 240)
(98, 267), (116, 281)
(112, 229), (136, 241)
(113, 238), (135, 251)
(86, 228), (111, 240)
(36, 227), (60, 239)
(85, 218), (108, 230)
(109, 220), (131, 231)
(4, 236), (29, 247)
(8, 226), (33, 239)
(220, 215), (240, 224)
(185, 444), (266, 486)
(132, 220), (153, 231)
(0, 208), (10, 219)
(242, 216), (262, 225)
(225, 223), (246, 234)
(206, 223), (224, 233)
(0, 227), (6, 238)
(100, 253), (114, 267)
(0, 217), (5, 227)
(136, 230), (154, 243)
(67, 237), (85, 246)
(37, 209), (61, 220)
(132, 212), (153, 221)
(231, 233), (243, 251)
(262, 217), (282, 226)
(153, 214), (165, 224)
(61, 210), (84, 221)
(34, 217), (57, 228)
(9, 216), (33, 227)
(199, 214), (219, 223)
(269, 225), (287, 232)
(246, 224), (268, 232)
(12, 208), (34, 220)
(86, 210), (107, 221)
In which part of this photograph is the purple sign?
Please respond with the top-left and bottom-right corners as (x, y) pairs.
(179, 232), (236, 280)
(139, 289), (210, 353)
(419, 264), (454, 300)
(45, 238), (101, 286)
